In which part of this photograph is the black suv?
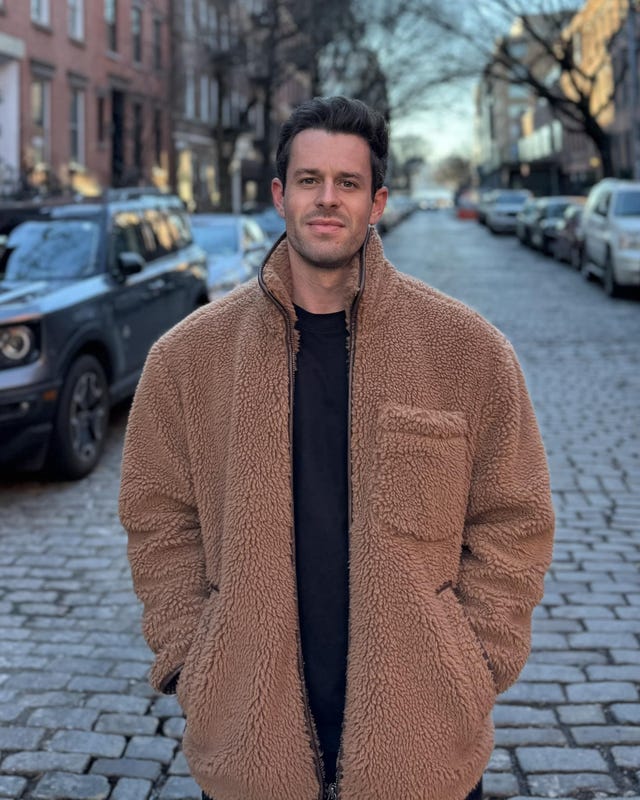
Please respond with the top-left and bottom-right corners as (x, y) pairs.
(0, 193), (208, 479)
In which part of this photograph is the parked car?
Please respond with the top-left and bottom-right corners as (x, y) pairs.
(454, 189), (479, 220)
(580, 178), (640, 296)
(548, 204), (585, 269)
(529, 196), (585, 254)
(377, 194), (416, 234)
(485, 189), (532, 234)
(0, 194), (209, 478)
(476, 190), (497, 226)
(190, 213), (269, 300)
(516, 197), (543, 245)
(250, 207), (286, 246)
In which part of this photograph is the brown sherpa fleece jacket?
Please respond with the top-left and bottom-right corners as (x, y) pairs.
(119, 227), (554, 800)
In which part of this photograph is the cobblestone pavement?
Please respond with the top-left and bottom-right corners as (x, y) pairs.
(0, 210), (639, 800)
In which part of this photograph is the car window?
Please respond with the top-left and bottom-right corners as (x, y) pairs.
(243, 219), (266, 249)
(166, 208), (192, 248)
(594, 192), (611, 216)
(0, 220), (100, 281)
(613, 190), (640, 217)
(110, 211), (146, 271)
(143, 208), (174, 257)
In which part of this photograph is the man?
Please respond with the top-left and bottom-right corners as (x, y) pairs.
(120, 96), (554, 800)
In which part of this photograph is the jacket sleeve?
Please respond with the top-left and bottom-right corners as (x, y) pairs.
(119, 341), (208, 694)
(457, 341), (555, 695)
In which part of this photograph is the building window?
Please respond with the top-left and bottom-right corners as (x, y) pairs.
(153, 18), (162, 70)
(132, 7), (143, 63)
(70, 88), (85, 164)
(184, 0), (194, 37)
(31, 0), (50, 25)
(31, 79), (50, 164)
(199, 75), (209, 121)
(154, 109), (162, 164)
(68, 0), (84, 40)
(185, 70), (195, 119)
(134, 103), (143, 173)
(105, 0), (117, 52)
(97, 96), (106, 144)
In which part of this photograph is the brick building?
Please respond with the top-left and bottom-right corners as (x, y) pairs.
(0, 0), (171, 196)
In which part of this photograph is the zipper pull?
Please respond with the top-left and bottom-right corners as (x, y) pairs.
(326, 784), (337, 800)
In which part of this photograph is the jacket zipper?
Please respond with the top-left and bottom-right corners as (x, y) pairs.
(258, 231), (369, 800)
(259, 276), (326, 800)
(332, 240), (366, 800)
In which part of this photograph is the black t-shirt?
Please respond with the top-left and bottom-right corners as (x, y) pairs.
(292, 304), (350, 785)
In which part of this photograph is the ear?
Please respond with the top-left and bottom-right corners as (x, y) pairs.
(271, 178), (285, 219)
(369, 186), (388, 225)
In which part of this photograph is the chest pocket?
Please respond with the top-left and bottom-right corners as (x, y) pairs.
(371, 404), (471, 541)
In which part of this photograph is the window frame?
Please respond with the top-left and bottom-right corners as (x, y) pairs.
(69, 88), (86, 165)
(132, 6), (143, 64)
(68, 0), (85, 41)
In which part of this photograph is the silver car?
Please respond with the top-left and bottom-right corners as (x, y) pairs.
(580, 178), (640, 297)
(485, 190), (532, 234)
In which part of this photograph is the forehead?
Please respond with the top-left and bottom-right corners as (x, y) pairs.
(288, 129), (372, 181)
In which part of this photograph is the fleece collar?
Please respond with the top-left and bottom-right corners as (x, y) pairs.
(258, 225), (390, 333)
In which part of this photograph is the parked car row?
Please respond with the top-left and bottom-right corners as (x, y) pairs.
(377, 194), (419, 234)
(475, 178), (640, 298)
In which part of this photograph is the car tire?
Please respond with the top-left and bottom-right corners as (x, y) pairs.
(580, 250), (596, 282)
(48, 354), (110, 480)
(604, 252), (624, 298)
(570, 246), (582, 271)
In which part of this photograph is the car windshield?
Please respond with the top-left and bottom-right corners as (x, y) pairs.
(0, 220), (100, 281)
(496, 192), (529, 204)
(547, 202), (569, 218)
(613, 190), (640, 217)
(191, 221), (238, 255)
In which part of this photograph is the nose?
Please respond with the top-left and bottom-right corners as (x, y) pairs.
(316, 180), (339, 207)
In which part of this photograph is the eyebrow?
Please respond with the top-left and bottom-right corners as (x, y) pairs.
(292, 168), (366, 182)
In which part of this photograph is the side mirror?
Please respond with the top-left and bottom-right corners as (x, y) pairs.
(118, 251), (145, 277)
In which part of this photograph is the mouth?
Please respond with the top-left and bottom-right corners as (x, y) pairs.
(307, 219), (345, 234)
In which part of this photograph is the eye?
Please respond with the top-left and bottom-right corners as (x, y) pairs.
(341, 180), (357, 189)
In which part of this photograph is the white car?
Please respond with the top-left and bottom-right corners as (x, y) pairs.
(485, 190), (532, 234)
(580, 178), (640, 297)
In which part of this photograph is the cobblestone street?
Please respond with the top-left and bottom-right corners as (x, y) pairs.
(1, 210), (639, 799)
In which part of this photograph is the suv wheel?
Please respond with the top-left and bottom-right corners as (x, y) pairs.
(49, 355), (109, 479)
(604, 252), (623, 298)
(580, 250), (596, 282)
(570, 245), (582, 271)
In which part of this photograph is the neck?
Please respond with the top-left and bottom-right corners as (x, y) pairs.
(289, 255), (358, 314)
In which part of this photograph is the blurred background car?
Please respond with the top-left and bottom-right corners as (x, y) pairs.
(377, 194), (417, 234)
(454, 188), (479, 220)
(516, 197), (542, 245)
(580, 178), (640, 297)
(190, 213), (269, 300)
(476, 189), (497, 226)
(250, 207), (286, 246)
(548, 204), (585, 269)
(529, 196), (585, 254)
(485, 189), (532, 234)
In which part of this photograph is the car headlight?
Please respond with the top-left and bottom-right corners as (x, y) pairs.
(0, 324), (40, 369)
(618, 232), (640, 250)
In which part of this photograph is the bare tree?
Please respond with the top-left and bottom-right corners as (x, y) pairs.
(349, 0), (632, 177)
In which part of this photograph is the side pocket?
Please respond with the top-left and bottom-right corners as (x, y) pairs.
(176, 585), (220, 715)
(436, 582), (496, 698)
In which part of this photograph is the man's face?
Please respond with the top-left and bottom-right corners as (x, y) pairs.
(271, 129), (387, 272)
